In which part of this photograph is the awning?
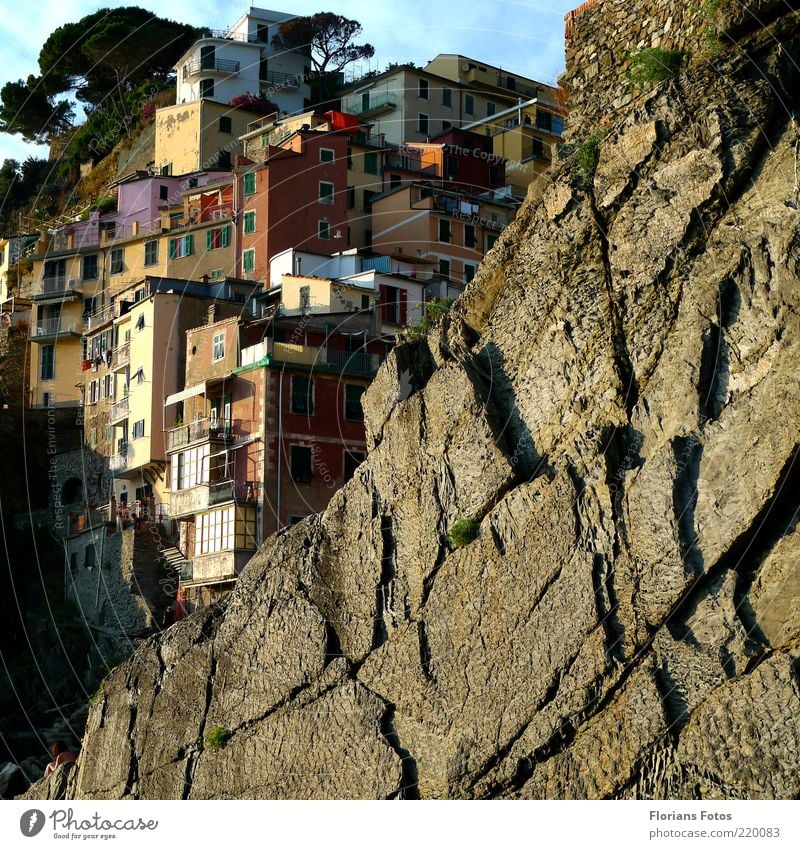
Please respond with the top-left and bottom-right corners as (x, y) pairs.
(164, 382), (206, 407)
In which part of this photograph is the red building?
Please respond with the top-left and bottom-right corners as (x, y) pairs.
(237, 130), (351, 283)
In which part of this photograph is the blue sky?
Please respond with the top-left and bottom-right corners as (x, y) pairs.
(0, 0), (579, 163)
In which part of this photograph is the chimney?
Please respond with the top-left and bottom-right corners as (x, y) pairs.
(207, 304), (220, 325)
(201, 274), (209, 284)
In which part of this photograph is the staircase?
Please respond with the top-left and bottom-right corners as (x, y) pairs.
(160, 542), (192, 581)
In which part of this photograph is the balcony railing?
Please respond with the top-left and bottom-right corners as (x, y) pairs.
(351, 92), (397, 116)
(260, 70), (300, 87)
(166, 417), (244, 452)
(112, 342), (130, 367)
(111, 396), (129, 421)
(37, 277), (81, 296)
(32, 318), (82, 338)
(110, 447), (128, 471)
(271, 341), (383, 376)
(186, 57), (240, 76)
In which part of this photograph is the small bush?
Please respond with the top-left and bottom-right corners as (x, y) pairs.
(403, 297), (455, 340)
(96, 196), (117, 214)
(204, 725), (232, 749)
(627, 48), (686, 85)
(577, 133), (603, 184)
(448, 519), (479, 549)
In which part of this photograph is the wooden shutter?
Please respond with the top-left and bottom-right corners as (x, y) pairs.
(399, 289), (408, 325)
(379, 284), (389, 322)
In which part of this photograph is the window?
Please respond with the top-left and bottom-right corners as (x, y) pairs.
(489, 165), (501, 185)
(216, 149), (231, 169)
(159, 184), (169, 201)
(82, 296), (97, 320)
(243, 210), (256, 234)
(42, 391), (52, 407)
(206, 226), (230, 251)
(169, 234), (193, 258)
(103, 374), (114, 398)
(536, 110), (553, 132)
(40, 345), (54, 380)
(442, 87), (452, 107)
(390, 173), (401, 190)
(486, 102), (496, 116)
(144, 240), (158, 267)
(343, 450), (365, 483)
(464, 264), (476, 283)
(160, 163), (172, 176)
(173, 444), (211, 491)
(199, 78), (214, 98)
(136, 312), (145, 331)
(363, 189), (378, 212)
(320, 147), (335, 162)
(110, 248), (124, 274)
(89, 427), (97, 448)
(291, 376), (314, 415)
(438, 219), (451, 243)
(346, 186), (355, 209)
(442, 120), (452, 131)
(361, 294), (370, 310)
(219, 116), (232, 134)
(135, 367), (145, 385)
(486, 234), (498, 251)
(531, 138), (546, 160)
(243, 172), (256, 196)
(299, 285), (310, 309)
(132, 419), (145, 439)
(465, 94), (474, 115)
(445, 155), (459, 177)
(361, 91), (370, 112)
(87, 381), (98, 405)
(418, 113), (429, 135)
(242, 248), (255, 273)
(439, 258), (451, 278)
(364, 152), (378, 174)
(82, 254), (98, 280)
(419, 79), (429, 100)
(319, 181), (334, 204)
(290, 445), (313, 484)
(344, 384), (365, 421)
(318, 219), (330, 239)
(346, 147), (353, 168)
(464, 224), (476, 248)
(213, 332), (225, 362)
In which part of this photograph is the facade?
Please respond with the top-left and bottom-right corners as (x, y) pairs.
(155, 100), (264, 175)
(167, 305), (392, 613)
(173, 7), (310, 115)
(80, 276), (259, 514)
(0, 235), (37, 304)
(370, 182), (518, 297)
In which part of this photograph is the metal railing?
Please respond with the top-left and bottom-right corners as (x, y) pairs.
(166, 417), (242, 452)
(112, 342), (130, 367)
(38, 277), (80, 296)
(351, 92), (397, 116)
(271, 341), (383, 376)
(260, 70), (301, 87)
(111, 396), (129, 420)
(32, 318), (80, 337)
(186, 58), (240, 76)
(110, 448), (128, 471)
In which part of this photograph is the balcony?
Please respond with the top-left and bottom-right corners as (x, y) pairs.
(351, 92), (397, 117)
(112, 342), (130, 368)
(260, 70), (300, 88)
(30, 317), (83, 341)
(33, 277), (81, 302)
(166, 416), (245, 452)
(271, 341), (383, 377)
(184, 550), (254, 585)
(185, 57), (240, 77)
(110, 446), (128, 471)
(170, 479), (257, 518)
(111, 396), (129, 422)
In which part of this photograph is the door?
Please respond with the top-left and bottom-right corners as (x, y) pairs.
(200, 45), (215, 71)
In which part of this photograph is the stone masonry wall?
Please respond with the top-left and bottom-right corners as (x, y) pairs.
(563, 0), (793, 138)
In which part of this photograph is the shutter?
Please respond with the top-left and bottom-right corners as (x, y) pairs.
(169, 238), (176, 259)
(222, 225), (230, 248)
(399, 289), (408, 325)
(206, 229), (213, 251)
(379, 284), (389, 322)
(185, 235), (193, 255)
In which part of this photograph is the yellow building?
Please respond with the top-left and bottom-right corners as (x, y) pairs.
(155, 100), (263, 175)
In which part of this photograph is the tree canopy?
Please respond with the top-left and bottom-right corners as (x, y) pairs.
(272, 12), (374, 99)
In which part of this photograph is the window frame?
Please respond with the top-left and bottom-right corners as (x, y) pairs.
(40, 345), (55, 381)
(318, 219), (331, 239)
(212, 332), (225, 363)
(318, 181), (335, 204)
(82, 254), (98, 281)
(242, 248), (255, 273)
(109, 247), (124, 274)
(290, 444), (314, 484)
(419, 78), (429, 100)
(344, 383), (366, 422)
(144, 239), (158, 267)
(290, 375), (314, 416)
(243, 210), (256, 234)
(243, 172), (256, 196)
(319, 147), (335, 163)
(418, 112), (429, 135)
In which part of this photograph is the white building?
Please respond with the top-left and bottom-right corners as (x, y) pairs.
(174, 7), (311, 116)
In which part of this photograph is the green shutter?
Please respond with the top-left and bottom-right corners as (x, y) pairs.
(169, 238), (177, 259)
(206, 229), (213, 251)
(185, 235), (193, 255)
(222, 225), (230, 247)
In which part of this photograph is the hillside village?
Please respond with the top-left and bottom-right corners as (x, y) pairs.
(0, 2), (567, 739)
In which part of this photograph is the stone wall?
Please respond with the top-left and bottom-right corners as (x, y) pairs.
(563, 0), (793, 138)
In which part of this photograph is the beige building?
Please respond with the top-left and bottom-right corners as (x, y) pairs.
(155, 100), (263, 175)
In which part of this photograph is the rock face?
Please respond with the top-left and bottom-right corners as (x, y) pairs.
(27, 7), (800, 800)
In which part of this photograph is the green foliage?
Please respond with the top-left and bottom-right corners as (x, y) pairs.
(96, 196), (117, 214)
(448, 519), (479, 549)
(627, 48), (686, 85)
(403, 298), (455, 340)
(204, 726), (232, 749)
(698, 0), (725, 54)
(577, 133), (603, 184)
(0, 78), (74, 143)
(272, 13), (374, 99)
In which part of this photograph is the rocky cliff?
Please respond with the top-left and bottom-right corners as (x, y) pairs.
(28, 5), (800, 799)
